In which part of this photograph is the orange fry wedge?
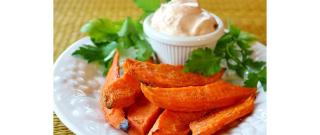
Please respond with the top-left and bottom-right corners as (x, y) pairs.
(104, 51), (120, 85)
(99, 51), (128, 131)
(102, 107), (128, 131)
(190, 96), (255, 135)
(104, 73), (141, 108)
(148, 110), (208, 135)
(100, 51), (120, 108)
(123, 59), (225, 87)
(141, 80), (256, 112)
(127, 96), (162, 135)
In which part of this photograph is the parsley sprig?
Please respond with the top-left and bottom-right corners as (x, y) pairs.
(72, 0), (168, 75)
(184, 23), (267, 91)
(72, 17), (153, 75)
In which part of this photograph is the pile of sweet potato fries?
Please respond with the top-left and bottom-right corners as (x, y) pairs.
(99, 51), (256, 135)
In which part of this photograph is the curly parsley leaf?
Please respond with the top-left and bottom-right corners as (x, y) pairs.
(184, 48), (221, 76)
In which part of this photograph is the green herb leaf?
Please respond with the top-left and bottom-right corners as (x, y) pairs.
(81, 18), (121, 44)
(72, 41), (117, 74)
(103, 59), (114, 76)
(72, 0), (172, 76)
(184, 48), (221, 76)
(185, 23), (267, 91)
(259, 67), (267, 91)
(238, 31), (257, 44)
(118, 45), (138, 65)
(135, 40), (153, 61)
(102, 41), (117, 62)
(118, 17), (137, 37)
(134, 0), (161, 12)
(244, 66), (266, 91)
(134, 0), (171, 20)
(72, 45), (105, 63)
(215, 23), (266, 91)
(116, 17), (153, 62)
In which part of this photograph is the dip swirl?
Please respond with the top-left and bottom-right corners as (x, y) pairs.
(150, 0), (217, 36)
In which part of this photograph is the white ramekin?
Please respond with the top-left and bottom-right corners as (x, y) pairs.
(143, 13), (225, 65)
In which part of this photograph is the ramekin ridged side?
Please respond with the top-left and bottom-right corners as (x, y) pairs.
(143, 13), (224, 65)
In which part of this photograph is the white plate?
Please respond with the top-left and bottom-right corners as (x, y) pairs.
(54, 37), (266, 135)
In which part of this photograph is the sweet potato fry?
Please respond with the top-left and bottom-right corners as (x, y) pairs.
(103, 59), (158, 109)
(127, 96), (162, 135)
(99, 51), (128, 131)
(141, 80), (256, 112)
(123, 59), (225, 87)
(102, 107), (128, 131)
(100, 51), (120, 107)
(148, 110), (208, 135)
(105, 51), (120, 85)
(104, 73), (141, 108)
(190, 96), (255, 135)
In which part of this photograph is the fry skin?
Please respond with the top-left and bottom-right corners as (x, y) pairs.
(104, 73), (141, 109)
(123, 59), (225, 87)
(127, 96), (162, 135)
(190, 96), (255, 135)
(148, 110), (208, 135)
(141, 80), (256, 112)
(99, 51), (128, 131)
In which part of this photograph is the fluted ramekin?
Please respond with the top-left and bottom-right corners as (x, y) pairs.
(143, 13), (224, 65)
